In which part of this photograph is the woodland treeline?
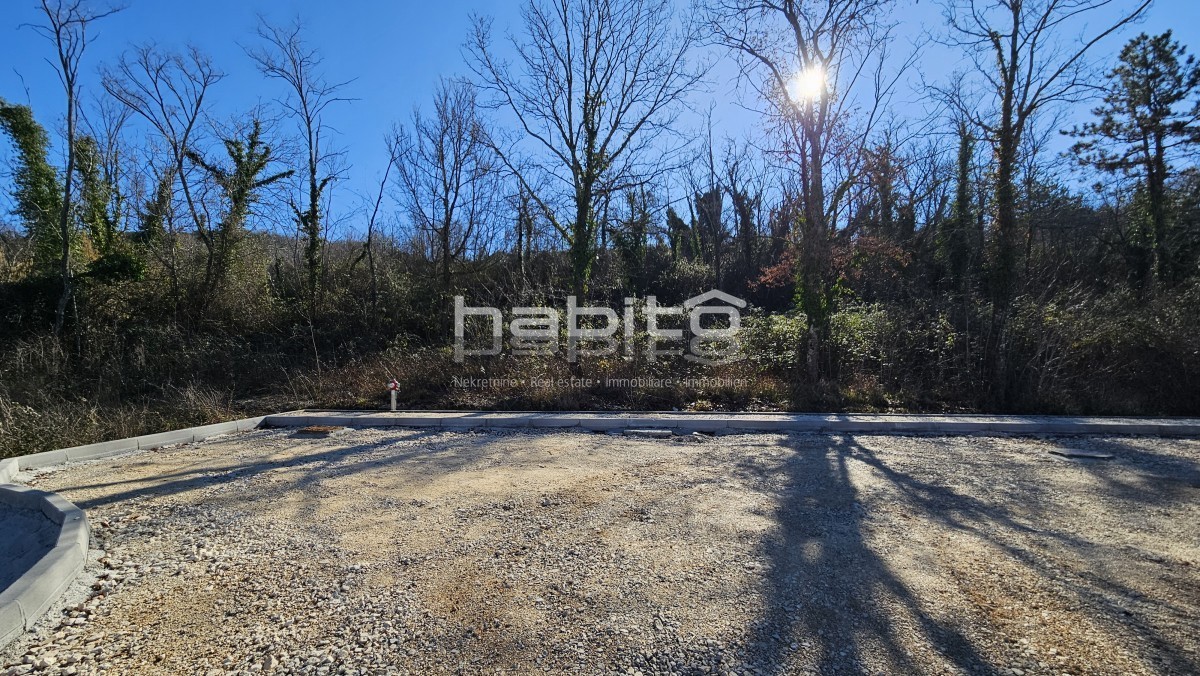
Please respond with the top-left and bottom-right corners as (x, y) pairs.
(2, 0), (1199, 455)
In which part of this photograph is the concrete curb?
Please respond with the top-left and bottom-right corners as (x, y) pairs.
(260, 410), (1200, 436)
(14, 414), (280, 471)
(7, 409), (1198, 474)
(0, 458), (16, 484)
(0, 485), (89, 651)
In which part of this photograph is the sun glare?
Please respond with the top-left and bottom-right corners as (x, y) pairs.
(788, 66), (826, 102)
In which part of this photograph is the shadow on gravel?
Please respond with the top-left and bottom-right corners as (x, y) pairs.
(45, 430), (1200, 674)
(742, 434), (1199, 675)
(1061, 437), (1200, 507)
(740, 435), (997, 675)
(55, 429), (449, 510)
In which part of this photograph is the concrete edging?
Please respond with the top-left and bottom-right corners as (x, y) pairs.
(0, 459), (16, 484)
(14, 414), (275, 472)
(260, 411), (1200, 436)
(0, 413), (301, 650)
(0, 485), (89, 651)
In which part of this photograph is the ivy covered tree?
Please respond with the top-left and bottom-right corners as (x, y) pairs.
(612, 189), (652, 295)
(0, 100), (62, 271)
(73, 135), (118, 255)
(1069, 32), (1200, 285)
(185, 118), (293, 309)
(938, 120), (978, 292)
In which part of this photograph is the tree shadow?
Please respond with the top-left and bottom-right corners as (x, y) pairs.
(738, 434), (997, 674)
(53, 428), (450, 510)
(740, 433), (1200, 674)
(40, 429), (1200, 673)
(1048, 436), (1200, 507)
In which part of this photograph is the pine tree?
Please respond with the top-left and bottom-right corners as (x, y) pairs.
(1069, 32), (1200, 284)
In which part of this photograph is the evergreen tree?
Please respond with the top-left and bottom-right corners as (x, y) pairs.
(1069, 32), (1200, 284)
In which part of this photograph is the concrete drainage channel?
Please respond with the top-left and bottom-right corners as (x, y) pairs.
(1, 408), (1198, 652)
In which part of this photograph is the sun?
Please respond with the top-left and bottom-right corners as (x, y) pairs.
(787, 66), (826, 103)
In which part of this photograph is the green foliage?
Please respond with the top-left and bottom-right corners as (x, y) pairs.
(0, 100), (63, 271)
(829, 304), (893, 368)
(612, 189), (651, 294)
(84, 250), (144, 284)
(653, 258), (714, 304)
(665, 206), (697, 262)
(974, 283), (1200, 414)
(1070, 32), (1200, 175)
(693, 187), (724, 267)
(74, 134), (122, 255)
(1069, 32), (1200, 283)
(186, 118), (293, 303)
(138, 172), (173, 240)
(792, 261), (834, 331)
(741, 310), (807, 370)
(938, 121), (977, 289)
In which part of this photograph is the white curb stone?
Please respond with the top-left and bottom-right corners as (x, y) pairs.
(0, 485), (89, 652)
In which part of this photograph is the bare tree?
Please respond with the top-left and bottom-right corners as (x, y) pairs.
(683, 123), (730, 286)
(77, 95), (132, 255)
(939, 0), (1152, 307)
(29, 0), (122, 335)
(468, 0), (704, 298)
(248, 19), (350, 315)
(184, 117), (293, 307)
(393, 79), (503, 293)
(704, 0), (905, 381)
(349, 135), (401, 321)
(102, 44), (223, 313)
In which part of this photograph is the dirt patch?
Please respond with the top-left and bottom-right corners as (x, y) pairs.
(2, 429), (1198, 675)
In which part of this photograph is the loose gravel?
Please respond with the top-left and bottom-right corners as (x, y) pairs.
(1, 428), (1198, 675)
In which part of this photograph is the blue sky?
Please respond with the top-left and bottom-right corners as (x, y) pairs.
(2, 0), (1199, 235)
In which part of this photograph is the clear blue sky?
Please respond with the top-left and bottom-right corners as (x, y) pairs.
(2, 0), (1198, 235)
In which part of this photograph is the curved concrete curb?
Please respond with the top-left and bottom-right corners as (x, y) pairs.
(0, 458), (16, 484)
(261, 410), (1200, 436)
(0, 485), (89, 651)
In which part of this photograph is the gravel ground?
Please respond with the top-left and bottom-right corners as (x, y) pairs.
(1, 428), (1198, 676)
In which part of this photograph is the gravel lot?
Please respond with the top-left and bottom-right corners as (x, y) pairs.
(2, 428), (1198, 675)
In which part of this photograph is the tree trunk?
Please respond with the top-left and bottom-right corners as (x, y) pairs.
(570, 184), (594, 300)
(441, 223), (452, 292)
(993, 145), (1018, 307)
(1150, 132), (1169, 283)
(53, 89), (76, 337)
(799, 129), (829, 385)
